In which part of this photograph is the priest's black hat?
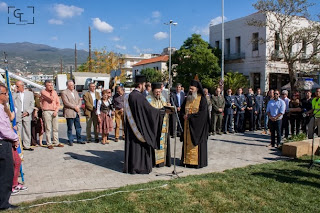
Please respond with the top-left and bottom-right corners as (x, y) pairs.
(151, 82), (162, 90)
(135, 75), (146, 83)
(190, 79), (205, 96)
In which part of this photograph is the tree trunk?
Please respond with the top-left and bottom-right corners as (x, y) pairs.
(288, 63), (296, 92)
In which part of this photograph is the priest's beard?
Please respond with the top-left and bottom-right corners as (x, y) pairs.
(187, 91), (197, 102)
(154, 94), (161, 100)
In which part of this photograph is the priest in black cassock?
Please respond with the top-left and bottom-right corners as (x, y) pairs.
(180, 79), (209, 168)
(123, 75), (165, 174)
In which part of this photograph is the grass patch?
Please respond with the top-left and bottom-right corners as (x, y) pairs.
(15, 156), (320, 213)
(284, 133), (307, 142)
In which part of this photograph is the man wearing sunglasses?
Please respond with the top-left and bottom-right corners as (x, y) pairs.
(266, 90), (286, 147)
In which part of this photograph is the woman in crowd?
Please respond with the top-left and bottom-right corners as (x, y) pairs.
(96, 89), (114, 144)
(31, 92), (44, 146)
(288, 91), (302, 136)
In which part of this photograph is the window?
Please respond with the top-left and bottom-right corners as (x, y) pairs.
(226, 38), (230, 55)
(235, 36), (241, 54)
(314, 40), (318, 53)
(252, 32), (259, 51)
(215, 41), (220, 48)
(302, 39), (307, 53)
(275, 32), (280, 51)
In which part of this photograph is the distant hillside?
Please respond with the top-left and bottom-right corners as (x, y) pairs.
(0, 42), (88, 73)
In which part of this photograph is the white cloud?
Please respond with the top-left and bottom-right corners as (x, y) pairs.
(53, 4), (84, 18)
(145, 11), (161, 24)
(111, 36), (121, 41)
(48, 19), (63, 25)
(115, 44), (126, 50)
(51, 36), (58, 41)
(192, 26), (209, 36)
(192, 16), (228, 36)
(152, 11), (161, 18)
(142, 48), (153, 53)
(133, 46), (140, 53)
(92, 18), (113, 33)
(0, 2), (7, 12)
(154, 32), (168, 40)
(209, 16), (227, 26)
(79, 42), (84, 46)
(133, 46), (153, 53)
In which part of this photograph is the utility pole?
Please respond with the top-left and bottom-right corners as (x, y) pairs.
(70, 66), (73, 80)
(75, 43), (77, 72)
(221, 0), (225, 94)
(60, 57), (63, 74)
(89, 26), (92, 72)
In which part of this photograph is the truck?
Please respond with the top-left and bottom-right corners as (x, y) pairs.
(55, 72), (110, 94)
(74, 72), (110, 93)
(56, 74), (67, 93)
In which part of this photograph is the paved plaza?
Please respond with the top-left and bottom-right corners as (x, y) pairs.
(11, 122), (287, 204)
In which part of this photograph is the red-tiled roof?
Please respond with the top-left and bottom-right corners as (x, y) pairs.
(132, 55), (169, 67)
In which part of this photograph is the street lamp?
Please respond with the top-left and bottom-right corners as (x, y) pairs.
(164, 20), (177, 93)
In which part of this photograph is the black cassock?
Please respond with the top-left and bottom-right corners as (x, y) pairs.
(180, 95), (209, 168)
(123, 90), (164, 174)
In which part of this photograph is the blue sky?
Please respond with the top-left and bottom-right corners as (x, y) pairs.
(0, 0), (318, 55)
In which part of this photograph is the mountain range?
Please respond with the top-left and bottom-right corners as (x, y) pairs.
(0, 42), (89, 74)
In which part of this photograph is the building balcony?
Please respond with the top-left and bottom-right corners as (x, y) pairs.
(271, 50), (284, 60)
(224, 52), (245, 60)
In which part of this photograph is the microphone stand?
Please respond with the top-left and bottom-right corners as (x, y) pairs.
(308, 108), (320, 169)
(156, 96), (183, 178)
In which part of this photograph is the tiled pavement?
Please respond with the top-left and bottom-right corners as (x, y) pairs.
(11, 123), (287, 204)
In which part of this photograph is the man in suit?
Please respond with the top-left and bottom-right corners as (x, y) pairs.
(224, 88), (235, 134)
(83, 82), (101, 143)
(142, 82), (151, 97)
(212, 87), (225, 135)
(170, 83), (185, 137)
(13, 81), (34, 151)
(255, 88), (264, 130)
(61, 80), (84, 146)
(245, 88), (256, 132)
(234, 88), (247, 133)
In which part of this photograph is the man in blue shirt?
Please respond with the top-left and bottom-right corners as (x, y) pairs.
(266, 90), (286, 147)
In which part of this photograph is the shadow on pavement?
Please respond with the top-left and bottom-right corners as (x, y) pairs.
(65, 150), (124, 173)
(213, 139), (267, 147)
(242, 132), (270, 140)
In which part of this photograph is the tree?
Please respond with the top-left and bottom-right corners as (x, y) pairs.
(171, 34), (220, 90)
(140, 68), (164, 83)
(249, 0), (320, 91)
(78, 48), (123, 74)
(224, 72), (249, 93)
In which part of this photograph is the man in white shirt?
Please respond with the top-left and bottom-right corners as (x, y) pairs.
(281, 90), (290, 139)
(13, 81), (34, 151)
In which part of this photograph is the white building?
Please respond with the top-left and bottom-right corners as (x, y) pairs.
(132, 55), (169, 77)
(209, 12), (319, 92)
(121, 53), (160, 83)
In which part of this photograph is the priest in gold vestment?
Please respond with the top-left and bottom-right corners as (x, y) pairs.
(180, 80), (209, 168)
(146, 82), (171, 167)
